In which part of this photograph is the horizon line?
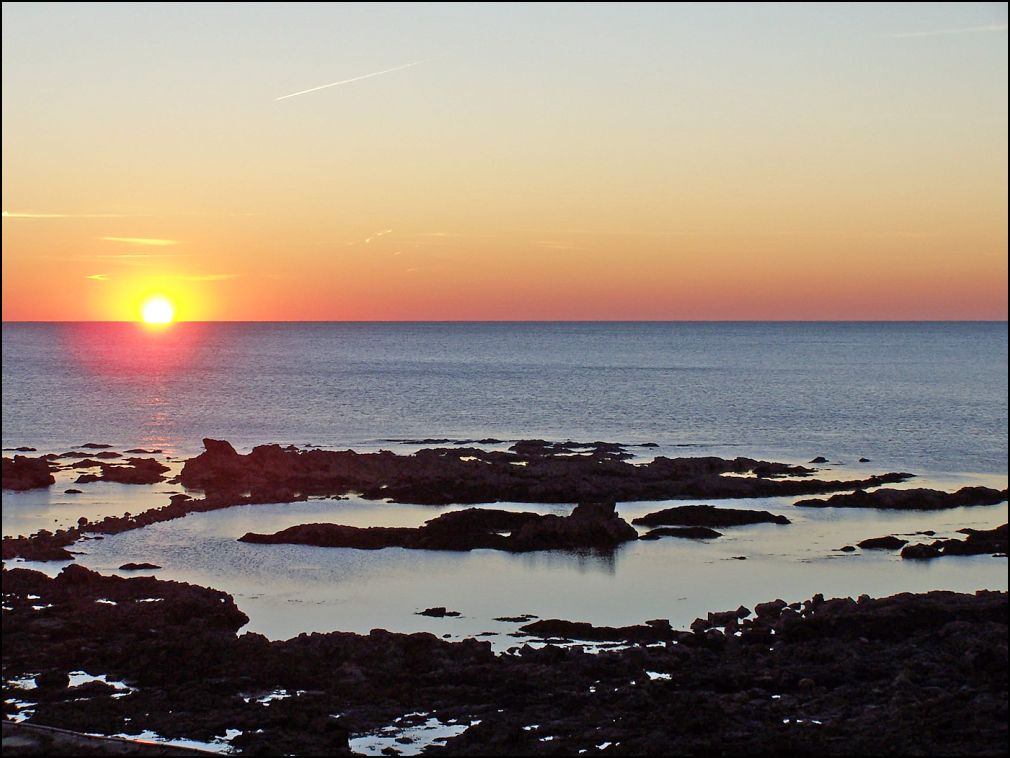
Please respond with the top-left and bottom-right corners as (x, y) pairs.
(3, 319), (1007, 325)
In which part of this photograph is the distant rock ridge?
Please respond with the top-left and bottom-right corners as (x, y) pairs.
(181, 437), (912, 505)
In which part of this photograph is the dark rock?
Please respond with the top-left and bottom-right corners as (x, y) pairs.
(640, 526), (723, 540)
(520, 618), (677, 643)
(416, 607), (461, 618)
(95, 451), (122, 459)
(64, 488), (83, 494)
(859, 457), (871, 462)
(857, 535), (908, 550)
(839, 545), (857, 552)
(493, 615), (539, 623)
(124, 448), (164, 454)
(754, 599), (787, 619)
(901, 524), (1007, 560)
(633, 505), (789, 528)
(2, 455), (55, 490)
(79, 443), (114, 449)
(809, 456), (829, 463)
(34, 670), (70, 689)
(2, 565), (1006, 757)
(95, 457), (170, 485)
(179, 438), (910, 506)
(119, 562), (162, 571)
(240, 502), (639, 553)
(796, 486), (1008, 511)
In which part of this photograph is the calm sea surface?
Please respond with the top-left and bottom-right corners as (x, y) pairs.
(2, 321), (1007, 472)
(2, 322), (1007, 647)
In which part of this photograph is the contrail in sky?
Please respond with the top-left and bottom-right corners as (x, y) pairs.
(276, 60), (428, 101)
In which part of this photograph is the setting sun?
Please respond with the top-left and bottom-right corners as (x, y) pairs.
(141, 296), (175, 325)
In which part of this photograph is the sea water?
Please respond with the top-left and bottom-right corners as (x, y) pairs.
(2, 322), (1007, 645)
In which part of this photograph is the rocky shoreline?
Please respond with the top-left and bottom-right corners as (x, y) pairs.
(2, 566), (1006, 755)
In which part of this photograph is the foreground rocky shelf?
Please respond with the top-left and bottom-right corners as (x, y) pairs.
(2, 567), (1005, 756)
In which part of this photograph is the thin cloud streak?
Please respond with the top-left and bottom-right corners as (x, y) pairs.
(276, 60), (428, 101)
(883, 23), (1007, 38)
(3, 210), (132, 219)
(99, 237), (180, 246)
(85, 273), (111, 281)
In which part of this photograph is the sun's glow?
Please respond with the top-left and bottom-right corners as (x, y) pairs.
(141, 296), (175, 324)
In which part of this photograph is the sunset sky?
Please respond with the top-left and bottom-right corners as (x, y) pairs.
(2, 2), (1007, 321)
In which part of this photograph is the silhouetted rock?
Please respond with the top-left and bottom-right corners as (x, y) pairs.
(3, 565), (1005, 756)
(859, 457), (871, 462)
(796, 486), (1008, 511)
(839, 545), (857, 552)
(119, 562), (162, 571)
(633, 504), (790, 528)
(857, 535), (908, 550)
(2, 455), (55, 490)
(180, 438), (910, 506)
(640, 526), (723, 540)
(901, 524), (1007, 560)
(809, 456), (828, 463)
(239, 502), (639, 553)
(64, 488), (83, 494)
(417, 607), (461, 618)
(80, 443), (114, 449)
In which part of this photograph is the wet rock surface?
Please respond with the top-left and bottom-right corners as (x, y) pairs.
(240, 502), (639, 553)
(900, 524), (1008, 560)
(639, 526), (723, 540)
(2, 456), (55, 491)
(632, 504), (790, 528)
(180, 438), (912, 506)
(795, 486), (1008, 510)
(73, 458), (170, 486)
(3, 567), (1005, 756)
(857, 535), (908, 550)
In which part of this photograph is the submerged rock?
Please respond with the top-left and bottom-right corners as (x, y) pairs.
(633, 504), (790, 528)
(417, 607), (461, 618)
(639, 526), (723, 540)
(857, 535), (908, 550)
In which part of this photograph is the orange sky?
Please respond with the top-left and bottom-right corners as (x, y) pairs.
(2, 3), (1007, 321)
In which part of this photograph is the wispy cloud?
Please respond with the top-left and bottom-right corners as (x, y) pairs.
(99, 236), (180, 246)
(365, 229), (393, 244)
(276, 60), (428, 101)
(883, 23), (1007, 38)
(85, 273), (111, 281)
(3, 210), (132, 219)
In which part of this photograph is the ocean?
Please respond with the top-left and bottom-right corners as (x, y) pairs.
(3, 321), (1007, 472)
(2, 321), (1007, 647)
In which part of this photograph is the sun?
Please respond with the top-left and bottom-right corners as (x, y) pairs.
(141, 296), (175, 325)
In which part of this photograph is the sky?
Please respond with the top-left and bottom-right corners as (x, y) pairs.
(2, 2), (1007, 321)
